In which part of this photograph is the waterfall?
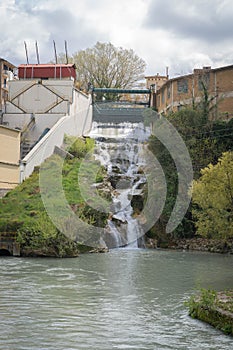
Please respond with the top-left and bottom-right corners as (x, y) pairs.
(89, 121), (150, 249)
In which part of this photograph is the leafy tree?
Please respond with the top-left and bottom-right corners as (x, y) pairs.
(72, 41), (146, 91)
(192, 151), (233, 239)
(147, 106), (233, 241)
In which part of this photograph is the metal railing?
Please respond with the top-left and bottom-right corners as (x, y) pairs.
(93, 102), (148, 123)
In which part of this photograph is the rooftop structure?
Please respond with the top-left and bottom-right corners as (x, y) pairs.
(18, 64), (76, 80)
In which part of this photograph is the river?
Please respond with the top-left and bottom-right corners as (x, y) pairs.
(0, 249), (233, 350)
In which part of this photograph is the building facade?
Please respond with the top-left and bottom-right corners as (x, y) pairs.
(0, 63), (92, 189)
(154, 65), (233, 119)
(145, 73), (168, 91)
(0, 58), (16, 112)
(0, 125), (20, 191)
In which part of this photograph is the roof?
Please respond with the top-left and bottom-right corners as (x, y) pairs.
(0, 58), (16, 68)
(212, 64), (233, 73)
(145, 75), (168, 79)
(18, 63), (76, 69)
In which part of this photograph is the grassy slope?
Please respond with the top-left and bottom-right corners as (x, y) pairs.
(0, 137), (108, 257)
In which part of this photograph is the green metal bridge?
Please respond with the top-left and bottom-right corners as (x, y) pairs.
(91, 87), (151, 123)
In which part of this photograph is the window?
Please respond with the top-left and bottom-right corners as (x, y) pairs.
(3, 78), (7, 88)
(177, 79), (188, 93)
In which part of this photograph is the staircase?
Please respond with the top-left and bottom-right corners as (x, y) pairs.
(20, 141), (34, 159)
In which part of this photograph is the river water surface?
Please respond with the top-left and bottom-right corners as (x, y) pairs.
(1, 249), (233, 350)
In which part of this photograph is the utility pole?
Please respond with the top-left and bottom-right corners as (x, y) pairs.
(65, 40), (69, 64)
(35, 41), (40, 64)
(53, 40), (58, 64)
(24, 41), (29, 64)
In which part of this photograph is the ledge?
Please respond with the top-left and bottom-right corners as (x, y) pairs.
(187, 290), (233, 335)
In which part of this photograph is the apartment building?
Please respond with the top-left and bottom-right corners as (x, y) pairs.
(0, 58), (16, 112)
(153, 65), (233, 119)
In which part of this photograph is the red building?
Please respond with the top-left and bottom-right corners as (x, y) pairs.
(18, 64), (76, 80)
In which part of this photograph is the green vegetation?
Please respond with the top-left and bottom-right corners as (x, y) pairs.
(147, 106), (233, 242)
(192, 152), (233, 239)
(186, 288), (233, 335)
(0, 136), (108, 257)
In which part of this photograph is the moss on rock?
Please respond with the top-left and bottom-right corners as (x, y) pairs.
(186, 289), (233, 335)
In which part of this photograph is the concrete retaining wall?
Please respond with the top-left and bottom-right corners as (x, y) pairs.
(20, 90), (92, 180)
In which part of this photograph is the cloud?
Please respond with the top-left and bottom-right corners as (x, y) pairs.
(145, 0), (233, 43)
(0, 0), (232, 77)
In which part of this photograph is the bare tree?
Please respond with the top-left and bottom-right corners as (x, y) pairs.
(72, 42), (146, 90)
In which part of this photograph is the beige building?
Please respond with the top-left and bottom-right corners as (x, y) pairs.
(154, 65), (233, 119)
(145, 70), (169, 91)
(0, 58), (16, 112)
(0, 125), (20, 190)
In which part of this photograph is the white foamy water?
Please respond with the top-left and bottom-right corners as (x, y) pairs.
(90, 122), (150, 248)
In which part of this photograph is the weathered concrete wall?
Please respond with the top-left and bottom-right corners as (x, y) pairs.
(2, 113), (61, 134)
(1, 77), (93, 185)
(7, 79), (73, 114)
(21, 90), (92, 180)
(0, 233), (20, 256)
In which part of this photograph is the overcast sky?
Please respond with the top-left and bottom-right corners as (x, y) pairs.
(1, 0), (233, 78)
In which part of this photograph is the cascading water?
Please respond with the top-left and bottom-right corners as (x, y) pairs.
(89, 121), (151, 249)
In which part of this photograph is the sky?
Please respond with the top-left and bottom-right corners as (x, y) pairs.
(1, 0), (233, 78)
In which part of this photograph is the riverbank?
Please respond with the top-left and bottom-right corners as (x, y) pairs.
(145, 236), (233, 254)
(0, 137), (109, 258)
(186, 289), (233, 335)
(169, 237), (233, 254)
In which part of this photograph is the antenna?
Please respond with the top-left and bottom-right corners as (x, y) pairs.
(65, 40), (68, 64)
(53, 40), (58, 64)
(24, 41), (29, 64)
(35, 41), (40, 64)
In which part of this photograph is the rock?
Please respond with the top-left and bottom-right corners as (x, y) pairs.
(131, 194), (144, 213)
(167, 237), (233, 254)
(89, 247), (109, 253)
(145, 238), (157, 249)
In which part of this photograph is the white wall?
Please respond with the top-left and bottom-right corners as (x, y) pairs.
(2, 77), (93, 182)
(7, 79), (73, 114)
(2, 113), (62, 132)
(21, 90), (92, 180)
